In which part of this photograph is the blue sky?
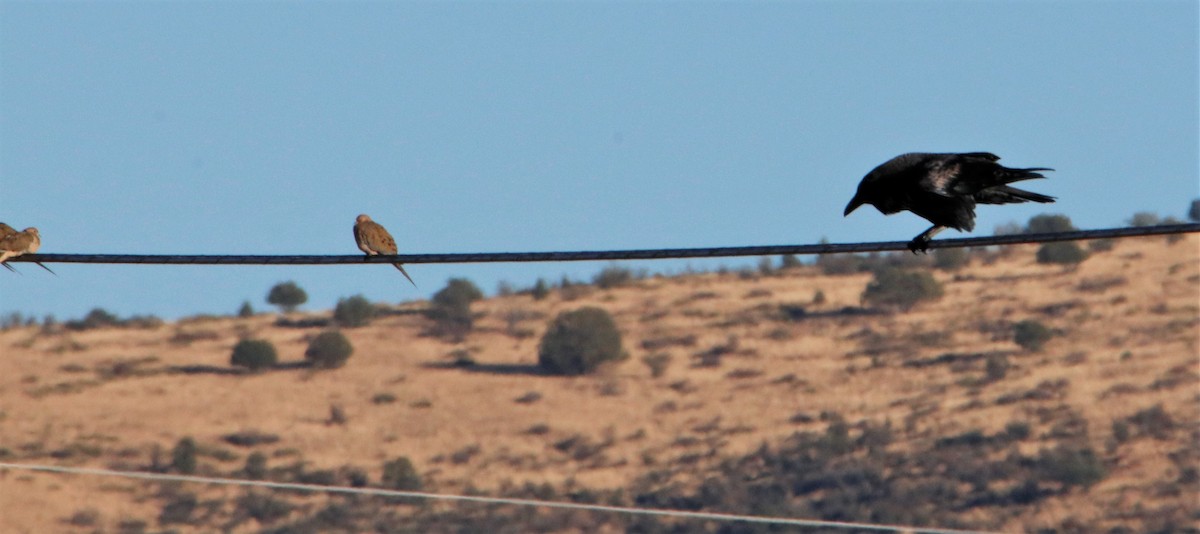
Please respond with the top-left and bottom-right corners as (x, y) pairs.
(1, 1), (1197, 321)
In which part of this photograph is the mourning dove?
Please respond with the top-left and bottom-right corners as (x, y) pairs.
(0, 224), (17, 272)
(0, 227), (54, 274)
(353, 214), (416, 287)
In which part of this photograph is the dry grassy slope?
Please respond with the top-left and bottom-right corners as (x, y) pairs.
(0, 235), (1196, 533)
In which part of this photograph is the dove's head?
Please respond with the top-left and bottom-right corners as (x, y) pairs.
(356, 214), (372, 224)
(23, 228), (38, 236)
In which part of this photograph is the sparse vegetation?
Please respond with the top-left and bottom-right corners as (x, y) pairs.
(333, 295), (375, 327)
(305, 330), (353, 369)
(1026, 213), (1076, 234)
(1189, 199), (1200, 222)
(538, 307), (625, 375)
(861, 266), (944, 310)
(1014, 320), (1053, 352)
(593, 264), (635, 289)
(426, 278), (484, 340)
(933, 247), (969, 270)
(238, 301), (255, 318)
(530, 278), (550, 300)
(1037, 241), (1088, 265)
(230, 339), (278, 372)
(381, 456), (422, 491)
(641, 353), (671, 378)
(171, 437), (198, 474)
(266, 281), (308, 313)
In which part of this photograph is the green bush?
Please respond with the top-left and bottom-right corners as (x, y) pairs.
(65, 308), (121, 331)
(1189, 199), (1200, 222)
(1036, 242), (1088, 265)
(932, 247), (969, 271)
(238, 301), (255, 318)
(171, 437), (197, 474)
(779, 254), (802, 270)
(243, 452), (268, 480)
(593, 264), (634, 289)
(816, 254), (863, 275)
(1036, 446), (1106, 490)
(538, 307), (625, 375)
(641, 353), (671, 379)
(531, 278), (550, 300)
(861, 267), (944, 310)
(1128, 211), (1161, 227)
(333, 295), (375, 327)
(1026, 213), (1076, 234)
(266, 281), (307, 313)
(1014, 320), (1052, 352)
(230, 339), (278, 371)
(305, 331), (354, 369)
(381, 456), (422, 491)
(985, 353), (1010, 382)
(426, 278), (483, 339)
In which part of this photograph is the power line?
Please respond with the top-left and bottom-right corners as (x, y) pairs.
(0, 462), (993, 534)
(9, 223), (1198, 266)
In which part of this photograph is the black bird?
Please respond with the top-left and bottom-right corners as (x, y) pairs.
(844, 152), (1055, 253)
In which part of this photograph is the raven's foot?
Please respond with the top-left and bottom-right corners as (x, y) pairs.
(907, 236), (931, 254)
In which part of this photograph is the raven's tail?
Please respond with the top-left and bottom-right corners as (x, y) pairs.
(976, 185), (1056, 205)
(996, 165), (1053, 185)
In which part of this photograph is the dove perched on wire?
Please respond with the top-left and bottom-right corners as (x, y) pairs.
(0, 224), (18, 272)
(0, 227), (54, 274)
(353, 214), (416, 287)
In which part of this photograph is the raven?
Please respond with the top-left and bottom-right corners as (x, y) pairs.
(844, 152), (1055, 253)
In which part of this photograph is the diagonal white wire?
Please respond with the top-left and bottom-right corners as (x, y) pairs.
(0, 462), (996, 534)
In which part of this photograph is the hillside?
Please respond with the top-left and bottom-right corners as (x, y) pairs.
(0, 234), (1197, 533)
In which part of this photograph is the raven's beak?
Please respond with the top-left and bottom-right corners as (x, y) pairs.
(844, 195), (864, 216)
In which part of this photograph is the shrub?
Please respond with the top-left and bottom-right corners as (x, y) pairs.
(1128, 404), (1175, 440)
(171, 437), (197, 474)
(985, 353), (1010, 382)
(235, 491), (293, 525)
(305, 331), (353, 369)
(230, 339), (278, 371)
(641, 353), (671, 379)
(1026, 213), (1076, 234)
(538, 307), (625, 375)
(1189, 199), (1200, 222)
(266, 281), (307, 313)
(531, 278), (550, 300)
(932, 247), (968, 271)
(1014, 320), (1052, 352)
(1128, 212), (1161, 227)
(381, 456), (422, 491)
(333, 295), (375, 327)
(238, 301), (254, 318)
(426, 278), (483, 339)
(861, 267), (944, 311)
(1037, 446), (1106, 490)
(158, 491), (198, 525)
(1036, 242), (1088, 265)
(65, 308), (121, 331)
(780, 254), (802, 270)
(817, 254), (863, 275)
(593, 264), (634, 289)
(243, 452), (268, 480)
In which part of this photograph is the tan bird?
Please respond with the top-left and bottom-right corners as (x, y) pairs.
(0, 227), (52, 274)
(353, 214), (416, 287)
(0, 223), (17, 272)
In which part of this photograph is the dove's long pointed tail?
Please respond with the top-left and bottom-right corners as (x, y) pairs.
(34, 261), (57, 275)
(393, 263), (417, 288)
